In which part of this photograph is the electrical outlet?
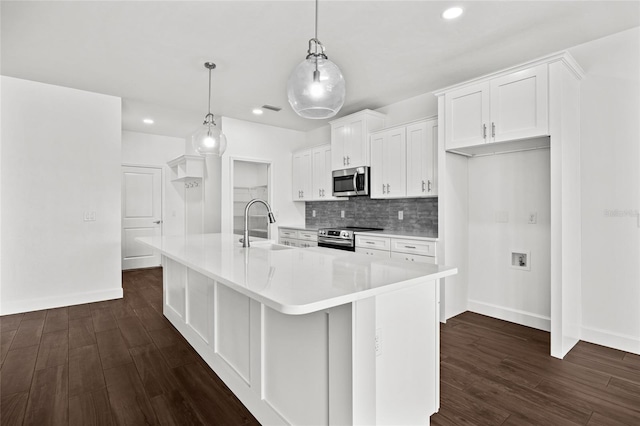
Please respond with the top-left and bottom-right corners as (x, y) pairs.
(83, 211), (96, 222)
(528, 212), (537, 224)
(312, 210), (316, 218)
(398, 210), (403, 220)
(375, 328), (382, 356)
(341, 210), (345, 218)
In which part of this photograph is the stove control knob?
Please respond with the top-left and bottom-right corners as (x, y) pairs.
(318, 230), (325, 235)
(341, 231), (349, 238)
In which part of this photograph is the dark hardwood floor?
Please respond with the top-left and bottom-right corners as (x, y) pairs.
(1, 268), (639, 425)
(431, 312), (640, 425)
(0, 268), (259, 425)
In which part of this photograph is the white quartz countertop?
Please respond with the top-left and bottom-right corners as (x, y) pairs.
(139, 233), (456, 315)
(355, 230), (439, 241)
(277, 225), (320, 231)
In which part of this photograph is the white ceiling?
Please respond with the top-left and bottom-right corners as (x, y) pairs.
(2, 1), (639, 138)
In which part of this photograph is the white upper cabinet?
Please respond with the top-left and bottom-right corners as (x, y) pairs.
(370, 128), (406, 199)
(312, 144), (337, 200)
(330, 109), (386, 170)
(490, 65), (548, 143)
(370, 118), (437, 199)
(292, 149), (312, 201)
(406, 119), (438, 197)
(444, 82), (490, 150)
(444, 64), (548, 151)
(292, 144), (337, 202)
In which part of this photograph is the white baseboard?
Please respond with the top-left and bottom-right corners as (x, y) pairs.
(0, 288), (123, 315)
(581, 326), (640, 356)
(468, 299), (551, 332)
(442, 306), (467, 323)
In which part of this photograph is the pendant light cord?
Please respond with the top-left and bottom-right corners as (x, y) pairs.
(207, 67), (212, 116)
(314, 0), (318, 41)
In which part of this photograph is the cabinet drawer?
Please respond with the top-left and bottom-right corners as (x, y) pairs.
(279, 238), (299, 247)
(298, 241), (318, 248)
(391, 252), (436, 264)
(391, 238), (435, 256)
(279, 229), (299, 239)
(355, 235), (391, 251)
(298, 231), (318, 242)
(356, 247), (391, 258)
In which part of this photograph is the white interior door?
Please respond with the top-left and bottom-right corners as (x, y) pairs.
(121, 166), (162, 270)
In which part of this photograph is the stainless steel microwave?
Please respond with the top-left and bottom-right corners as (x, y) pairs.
(332, 167), (370, 197)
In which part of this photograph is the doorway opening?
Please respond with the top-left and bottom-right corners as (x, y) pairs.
(232, 160), (271, 240)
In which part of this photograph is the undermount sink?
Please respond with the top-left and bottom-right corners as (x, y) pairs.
(247, 241), (295, 251)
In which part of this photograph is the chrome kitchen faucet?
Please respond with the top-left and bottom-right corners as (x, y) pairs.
(243, 199), (276, 248)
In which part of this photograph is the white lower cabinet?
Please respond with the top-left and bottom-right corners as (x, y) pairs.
(355, 247), (391, 258)
(391, 252), (436, 264)
(279, 228), (318, 248)
(356, 234), (437, 263)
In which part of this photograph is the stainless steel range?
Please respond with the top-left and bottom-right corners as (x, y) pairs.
(317, 227), (383, 251)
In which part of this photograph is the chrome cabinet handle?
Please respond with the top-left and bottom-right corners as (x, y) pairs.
(322, 189), (325, 197)
(346, 156), (350, 165)
(405, 245), (416, 249)
(492, 122), (496, 138)
(153, 220), (162, 224)
(366, 241), (375, 245)
(387, 184), (390, 193)
(319, 189), (321, 197)
(428, 180), (432, 192)
(483, 124), (487, 139)
(422, 180), (426, 192)
(382, 184), (386, 194)
(343, 156), (346, 166)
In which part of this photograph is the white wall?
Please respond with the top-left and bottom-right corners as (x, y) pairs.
(221, 118), (307, 235)
(467, 149), (551, 331)
(570, 27), (640, 353)
(375, 92), (438, 127)
(302, 92), (438, 149)
(0, 76), (122, 314)
(121, 131), (185, 237)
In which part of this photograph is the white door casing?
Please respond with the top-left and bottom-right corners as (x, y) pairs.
(121, 166), (162, 270)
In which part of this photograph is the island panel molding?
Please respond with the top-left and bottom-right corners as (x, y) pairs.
(139, 233), (457, 425)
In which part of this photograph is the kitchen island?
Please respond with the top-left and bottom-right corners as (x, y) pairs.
(138, 233), (457, 425)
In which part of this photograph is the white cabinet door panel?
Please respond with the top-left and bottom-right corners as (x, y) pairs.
(445, 82), (490, 150)
(491, 64), (548, 142)
(385, 128), (406, 198)
(406, 120), (437, 197)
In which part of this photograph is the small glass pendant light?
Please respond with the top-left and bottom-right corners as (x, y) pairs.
(192, 62), (227, 156)
(287, 0), (345, 119)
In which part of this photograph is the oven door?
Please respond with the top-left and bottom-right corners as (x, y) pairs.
(317, 236), (355, 251)
(332, 167), (369, 197)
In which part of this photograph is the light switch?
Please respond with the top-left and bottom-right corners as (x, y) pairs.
(528, 212), (537, 224)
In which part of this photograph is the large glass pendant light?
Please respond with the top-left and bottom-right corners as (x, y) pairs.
(191, 62), (227, 156)
(287, 0), (345, 119)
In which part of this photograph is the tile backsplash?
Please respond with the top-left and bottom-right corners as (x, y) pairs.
(305, 196), (438, 236)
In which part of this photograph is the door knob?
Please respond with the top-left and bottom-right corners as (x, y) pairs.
(153, 220), (163, 224)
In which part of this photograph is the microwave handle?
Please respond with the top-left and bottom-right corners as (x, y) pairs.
(352, 172), (359, 195)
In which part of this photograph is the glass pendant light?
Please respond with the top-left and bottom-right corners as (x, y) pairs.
(287, 0), (345, 119)
(192, 62), (227, 156)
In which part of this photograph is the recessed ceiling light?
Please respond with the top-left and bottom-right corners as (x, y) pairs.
(442, 7), (463, 20)
(143, 118), (154, 124)
(252, 108), (264, 115)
